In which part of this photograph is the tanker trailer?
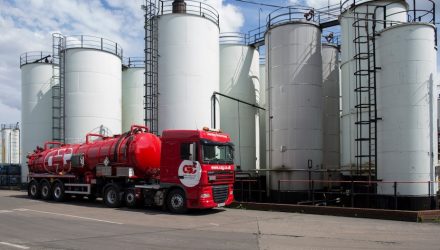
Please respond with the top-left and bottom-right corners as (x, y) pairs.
(27, 125), (235, 213)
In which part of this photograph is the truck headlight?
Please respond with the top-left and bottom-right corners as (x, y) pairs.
(229, 190), (233, 195)
(200, 193), (211, 199)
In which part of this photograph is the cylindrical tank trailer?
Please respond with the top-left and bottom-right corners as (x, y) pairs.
(27, 125), (161, 179)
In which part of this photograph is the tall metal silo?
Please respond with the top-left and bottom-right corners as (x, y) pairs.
(259, 61), (267, 171)
(62, 35), (122, 143)
(1, 125), (20, 164)
(322, 44), (340, 176)
(20, 51), (53, 182)
(376, 23), (438, 200)
(122, 57), (145, 132)
(339, 0), (408, 174)
(266, 9), (323, 191)
(219, 33), (260, 171)
(154, 1), (220, 132)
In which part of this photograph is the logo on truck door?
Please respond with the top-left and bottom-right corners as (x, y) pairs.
(178, 160), (201, 187)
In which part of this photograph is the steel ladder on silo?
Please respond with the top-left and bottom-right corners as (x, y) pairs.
(352, 7), (380, 183)
(143, 0), (159, 135)
(51, 33), (65, 143)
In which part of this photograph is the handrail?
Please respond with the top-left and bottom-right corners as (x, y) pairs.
(123, 57), (144, 68)
(63, 35), (123, 58)
(220, 32), (249, 45)
(20, 51), (53, 67)
(158, 0), (219, 26)
(85, 133), (106, 144)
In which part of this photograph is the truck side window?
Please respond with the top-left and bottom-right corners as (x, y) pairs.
(180, 143), (195, 161)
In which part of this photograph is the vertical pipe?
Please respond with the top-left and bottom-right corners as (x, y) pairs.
(413, 0), (416, 22)
(394, 182), (397, 209)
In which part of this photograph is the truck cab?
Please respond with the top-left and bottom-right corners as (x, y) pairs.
(160, 128), (235, 212)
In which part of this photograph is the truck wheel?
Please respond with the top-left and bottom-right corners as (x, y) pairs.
(167, 189), (187, 214)
(52, 181), (65, 202)
(40, 180), (53, 200)
(104, 185), (122, 208)
(28, 180), (40, 199)
(124, 189), (139, 208)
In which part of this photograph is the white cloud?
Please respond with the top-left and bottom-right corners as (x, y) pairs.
(202, 0), (244, 32)
(288, 0), (340, 8)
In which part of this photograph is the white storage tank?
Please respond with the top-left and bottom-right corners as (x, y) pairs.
(156, 1), (219, 132)
(266, 19), (323, 191)
(219, 33), (260, 171)
(20, 51), (53, 182)
(339, 0), (408, 171)
(63, 35), (122, 143)
(122, 57), (145, 132)
(259, 61), (267, 171)
(1, 125), (20, 164)
(376, 23), (438, 196)
(322, 44), (340, 174)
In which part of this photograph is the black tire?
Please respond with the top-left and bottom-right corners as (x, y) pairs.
(28, 180), (40, 199)
(103, 184), (122, 208)
(40, 180), (52, 200)
(124, 188), (140, 208)
(167, 189), (187, 214)
(52, 181), (65, 202)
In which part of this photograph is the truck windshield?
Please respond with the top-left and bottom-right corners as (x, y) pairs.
(201, 140), (234, 164)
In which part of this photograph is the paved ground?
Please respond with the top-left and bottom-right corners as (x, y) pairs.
(0, 190), (439, 250)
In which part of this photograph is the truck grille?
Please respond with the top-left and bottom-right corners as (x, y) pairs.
(212, 185), (229, 203)
(208, 171), (234, 184)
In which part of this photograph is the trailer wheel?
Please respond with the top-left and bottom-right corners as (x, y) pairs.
(28, 180), (40, 199)
(124, 189), (139, 208)
(40, 180), (53, 200)
(167, 189), (187, 214)
(103, 185), (122, 208)
(52, 181), (65, 202)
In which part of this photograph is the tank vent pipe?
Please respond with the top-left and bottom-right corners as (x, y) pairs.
(172, 0), (186, 13)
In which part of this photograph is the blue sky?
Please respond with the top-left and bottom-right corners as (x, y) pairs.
(0, 0), (439, 125)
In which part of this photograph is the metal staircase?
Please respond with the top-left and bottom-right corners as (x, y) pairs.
(352, 10), (379, 181)
(143, 0), (159, 135)
(52, 33), (65, 143)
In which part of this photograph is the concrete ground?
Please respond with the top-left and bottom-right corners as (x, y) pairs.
(0, 190), (439, 250)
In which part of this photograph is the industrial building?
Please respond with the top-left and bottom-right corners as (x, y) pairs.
(17, 0), (438, 210)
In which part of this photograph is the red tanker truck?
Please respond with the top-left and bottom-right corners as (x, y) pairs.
(26, 125), (235, 213)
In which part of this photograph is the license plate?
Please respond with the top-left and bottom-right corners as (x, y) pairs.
(217, 202), (225, 207)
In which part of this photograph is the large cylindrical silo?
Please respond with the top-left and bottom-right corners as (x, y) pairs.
(157, 2), (219, 132)
(266, 20), (323, 191)
(259, 61), (267, 171)
(219, 34), (260, 171)
(322, 44), (340, 175)
(376, 23), (438, 200)
(63, 35), (122, 143)
(20, 51), (53, 182)
(122, 58), (145, 132)
(339, 0), (408, 172)
(1, 126), (20, 164)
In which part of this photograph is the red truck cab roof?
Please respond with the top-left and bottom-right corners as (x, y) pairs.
(161, 129), (231, 143)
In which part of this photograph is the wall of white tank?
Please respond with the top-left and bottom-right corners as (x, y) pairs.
(64, 48), (122, 143)
(0, 127), (20, 164)
(157, 14), (219, 132)
(219, 44), (260, 171)
(266, 22), (323, 191)
(321, 44), (340, 182)
(122, 66), (145, 132)
(376, 23), (438, 196)
(21, 62), (54, 182)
